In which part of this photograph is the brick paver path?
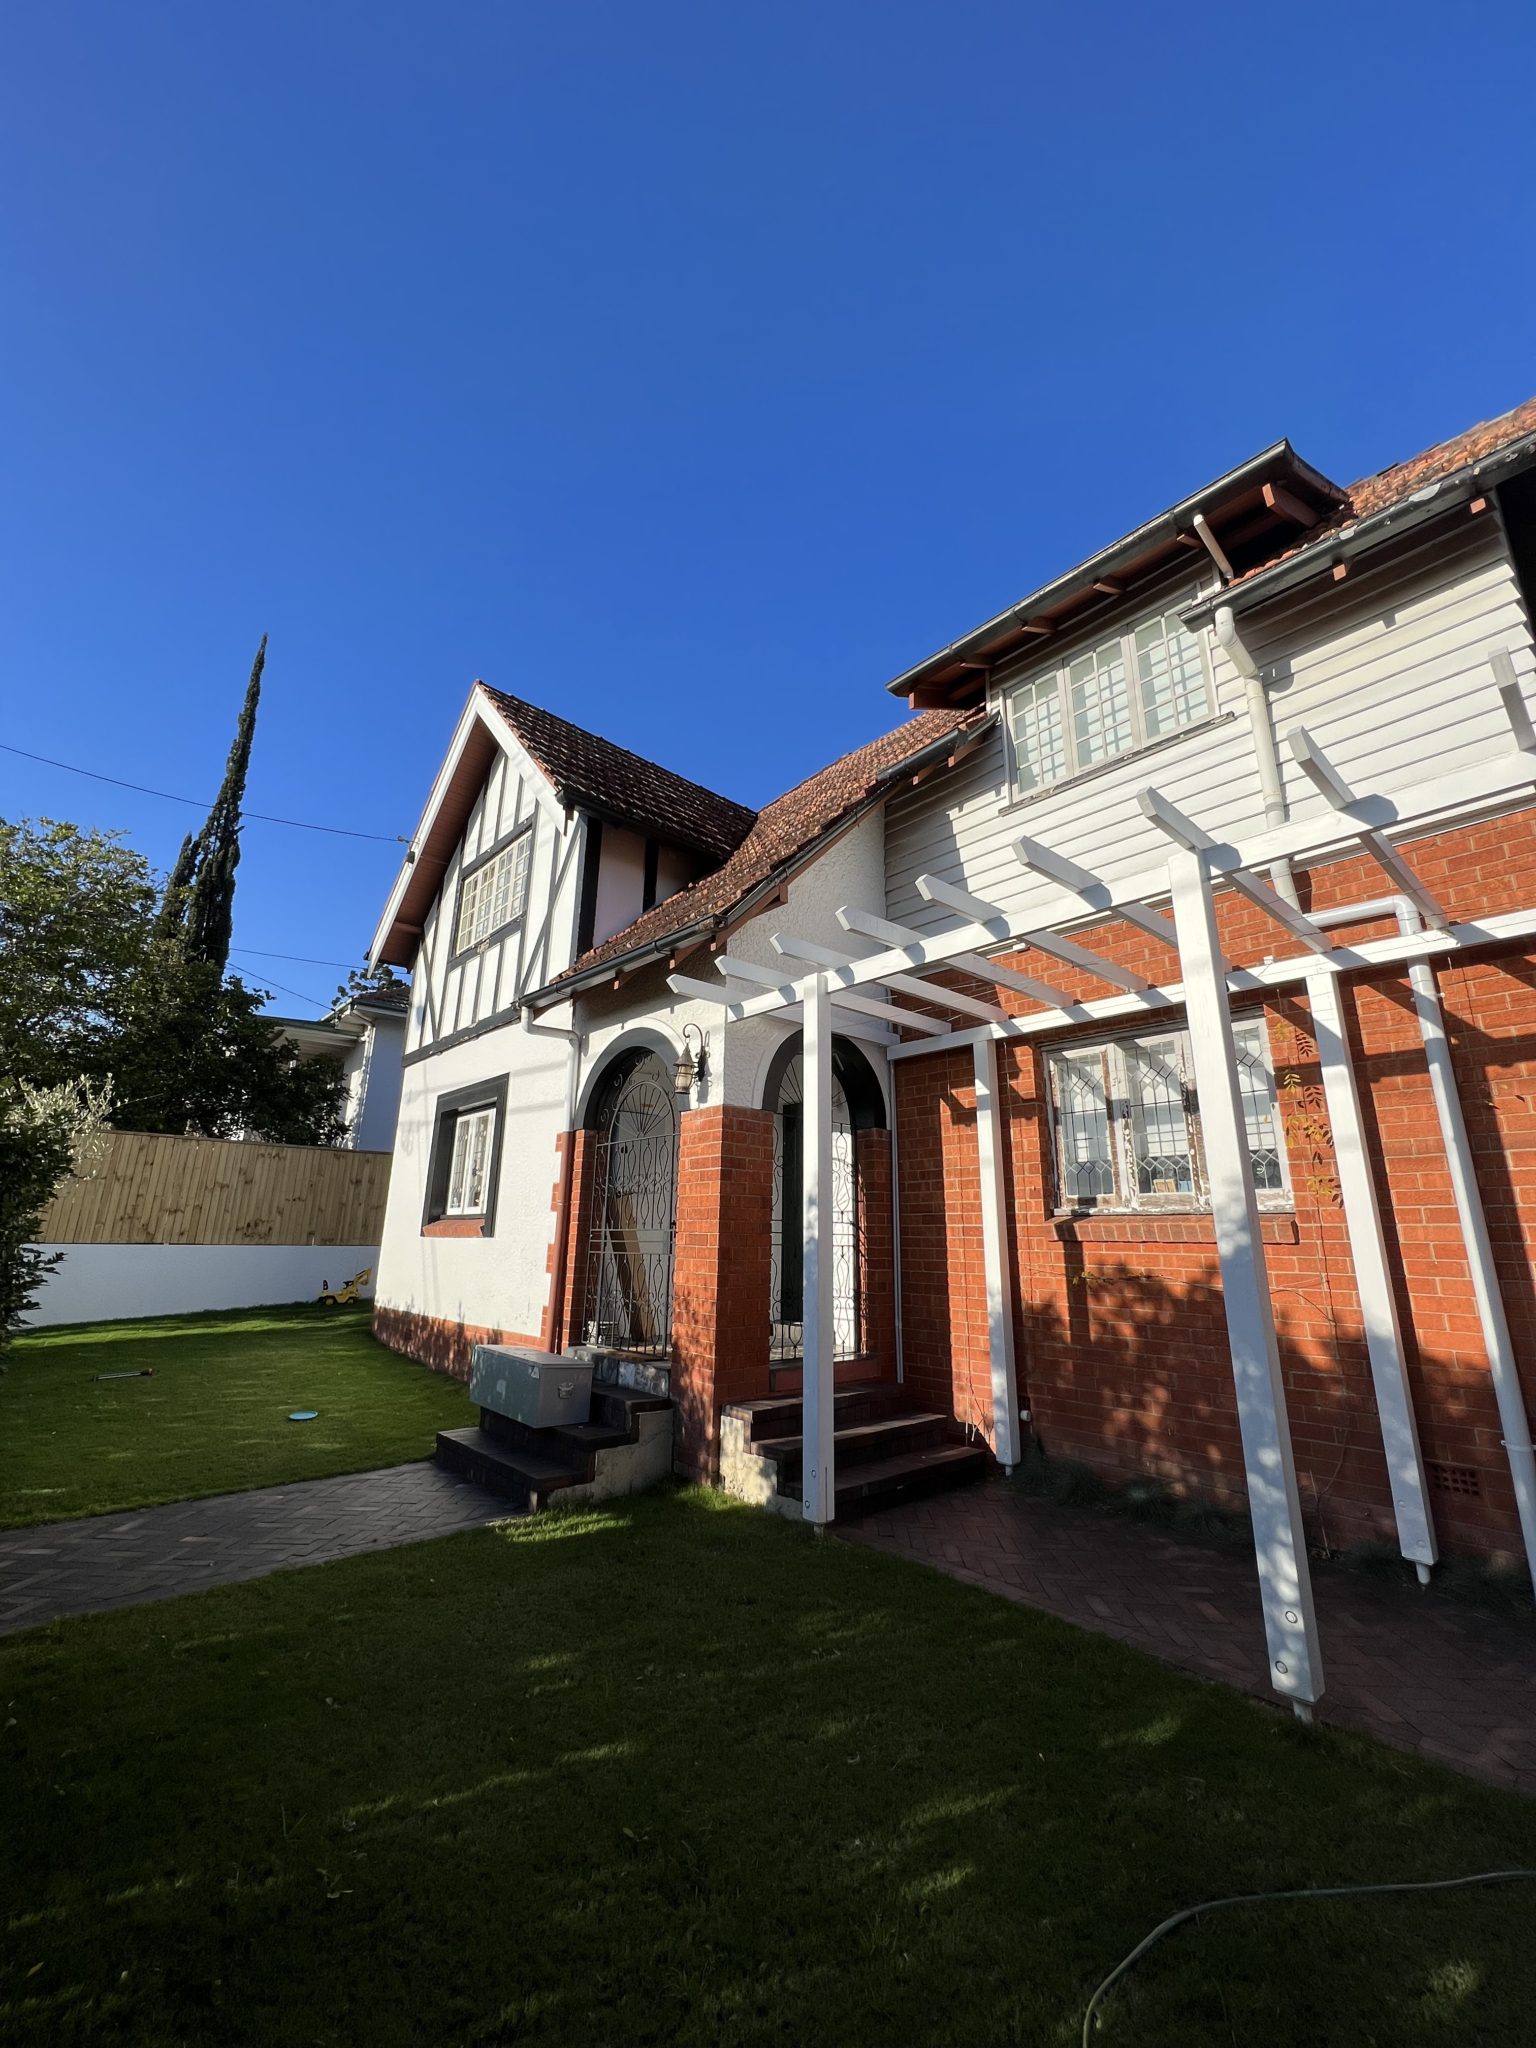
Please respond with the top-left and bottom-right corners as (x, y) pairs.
(845, 1478), (1536, 1797)
(0, 1463), (510, 1635)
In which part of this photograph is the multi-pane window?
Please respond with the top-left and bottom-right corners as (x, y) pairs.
(1046, 1021), (1287, 1212)
(1004, 605), (1212, 796)
(445, 1106), (497, 1215)
(454, 831), (532, 952)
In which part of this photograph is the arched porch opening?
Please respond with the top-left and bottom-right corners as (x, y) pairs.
(576, 1046), (680, 1359)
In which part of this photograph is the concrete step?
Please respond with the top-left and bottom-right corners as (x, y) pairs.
(723, 1381), (912, 1445)
(434, 1427), (588, 1511)
(752, 1411), (955, 1480)
(782, 1441), (990, 1516)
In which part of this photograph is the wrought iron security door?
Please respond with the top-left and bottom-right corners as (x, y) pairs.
(770, 1054), (860, 1362)
(582, 1056), (678, 1358)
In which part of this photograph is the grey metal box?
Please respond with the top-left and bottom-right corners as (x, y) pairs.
(469, 1345), (592, 1429)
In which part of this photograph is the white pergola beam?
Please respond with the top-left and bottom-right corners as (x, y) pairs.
(1169, 844), (1324, 1712)
(916, 873), (1010, 926)
(1139, 785), (1338, 961)
(1011, 925), (1154, 994)
(771, 930), (1012, 1027)
(801, 973), (836, 1528)
(974, 1036), (1023, 1470)
(837, 906), (1082, 1011)
(1288, 727), (1451, 929)
(1490, 645), (1536, 753)
(1015, 833), (1185, 953)
(1306, 969), (1438, 1569)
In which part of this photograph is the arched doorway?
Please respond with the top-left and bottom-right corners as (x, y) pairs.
(579, 1049), (680, 1358)
(765, 1037), (886, 1365)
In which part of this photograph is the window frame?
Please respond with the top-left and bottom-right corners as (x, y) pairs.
(1043, 1018), (1290, 1217)
(421, 1076), (510, 1233)
(451, 825), (533, 960)
(1001, 599), (1215, 801)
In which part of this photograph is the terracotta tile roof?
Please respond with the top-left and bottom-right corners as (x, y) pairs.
(1230, 394), (1536, 591)
(482, 685), (756, 861)
(544, 707), (977, 989)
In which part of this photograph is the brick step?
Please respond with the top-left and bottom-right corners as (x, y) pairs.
(781, 1441), (990, 1516)
(724, 1381), (912, 1445)
(435, 1427), (589, 1511)
(752, 1411), (955, 1481)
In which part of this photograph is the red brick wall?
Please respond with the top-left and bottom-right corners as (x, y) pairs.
(372, 1305), (544, 1380)
(894, 810), (1536, 1564)
(671, 1103), (775, 1480)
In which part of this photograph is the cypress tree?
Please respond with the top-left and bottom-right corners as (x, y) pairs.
(166, 635), (266, 972)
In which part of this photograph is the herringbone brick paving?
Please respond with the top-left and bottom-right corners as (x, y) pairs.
(843, 1477), (1536, 1797)
(0, 1462), (510, 1635)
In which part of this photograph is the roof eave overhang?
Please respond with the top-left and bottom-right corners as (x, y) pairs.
(1183, 431), (1536, 629)
(521, 713), (995, 1011)
(886, 442), (1346, 705)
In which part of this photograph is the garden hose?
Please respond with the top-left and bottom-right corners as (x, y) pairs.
(1082, 1867), (1536, 2043)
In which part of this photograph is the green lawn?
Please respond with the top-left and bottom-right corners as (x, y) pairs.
(3, 1490), (1533, 2047)
(0, 1305), (471, 1528)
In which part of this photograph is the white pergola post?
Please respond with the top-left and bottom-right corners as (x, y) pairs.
(1305, 969), (1438, 1574)
(974, 1036), (1023, 1471)
(801, 972), (837, 1528)
(1169, 847), (1324, 1712)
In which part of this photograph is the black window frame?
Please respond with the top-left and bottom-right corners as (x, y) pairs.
(421, 1075), (510, 1233)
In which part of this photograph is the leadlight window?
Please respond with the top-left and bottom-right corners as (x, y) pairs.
(1004, 606), (1212, 796)
(1045, 1020), (1287, 1212)
(445, 1106), (497, 1215)
(454, 831), (532, 952)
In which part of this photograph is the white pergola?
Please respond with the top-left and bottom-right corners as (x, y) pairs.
(672, 655), (1536, 1714)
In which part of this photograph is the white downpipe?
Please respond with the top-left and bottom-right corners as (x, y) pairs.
(1215, 604), (1300, 910)
(1312, 896), (1536, 1589)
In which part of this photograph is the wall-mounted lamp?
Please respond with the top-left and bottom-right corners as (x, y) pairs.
(673, 1022), (710, 1096)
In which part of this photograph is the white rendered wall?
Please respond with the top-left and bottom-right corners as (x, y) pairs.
(23, 1244), (380, 1327)
(348, 1017), (406, 1151)
(375, 1016), (572, 1342)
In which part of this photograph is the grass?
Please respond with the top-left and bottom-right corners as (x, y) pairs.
(0, 1305), (472, 1529)
(3, 1489), (1534, 2047)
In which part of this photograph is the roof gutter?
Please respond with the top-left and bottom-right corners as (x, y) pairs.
(1183, 429), (1536, 628)
(521, 714), (995, 1011)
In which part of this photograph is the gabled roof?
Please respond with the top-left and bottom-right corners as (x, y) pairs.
(482, 687), (756, 862)
(370, 684), (755, 968)
(527, 706), (986, 1004)
(1186, 394), (1536, 619)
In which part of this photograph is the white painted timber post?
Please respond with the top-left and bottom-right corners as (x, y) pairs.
(1169, 847), (1324, 1712)
(1305, 969), (1438, 1575)
(1408, 959), (1536, 1589)
(801, 972), (837, 1527)
(974, 1035), (1023, 1471)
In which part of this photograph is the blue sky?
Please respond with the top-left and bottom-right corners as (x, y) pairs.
(4, 1), (1534, 1014)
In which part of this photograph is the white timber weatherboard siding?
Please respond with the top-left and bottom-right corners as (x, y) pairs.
(884, 516), (1536, 938)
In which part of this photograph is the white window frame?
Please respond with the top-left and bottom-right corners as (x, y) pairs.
(1002, 601), (1214, 799)
(1045, 1018), (1290, 1215)
(445, 1106), (497, 1216)
(453, 829), (532, 954)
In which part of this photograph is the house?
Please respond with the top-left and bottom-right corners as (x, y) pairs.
(268, 979), (410, 1150)
(371, 396), (1536, 1701)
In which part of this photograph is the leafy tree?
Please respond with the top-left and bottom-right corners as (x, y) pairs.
(0, 819), (157, 1090)
(0, 812), (346, 1146)
(333, 961), (407, 1010)
(159, 634), (266, 972)
(0, 1077), (112, 1357)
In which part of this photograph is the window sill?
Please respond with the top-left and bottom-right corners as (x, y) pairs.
(422, 1216), (491, 1239)
(1051, 1211), (1298, 1245)
(449, 917), (526, 969)
(996, 709), (1235, 818)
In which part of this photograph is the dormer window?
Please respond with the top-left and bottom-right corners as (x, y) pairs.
(1004, 606), (1212, 798)
(453, 829), (532, 953)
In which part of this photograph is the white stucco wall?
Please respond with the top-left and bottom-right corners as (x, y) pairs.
(374, 806), (892, 1348)
(345, 1015), (406, 1151)
(23, 1244), (380, 1327)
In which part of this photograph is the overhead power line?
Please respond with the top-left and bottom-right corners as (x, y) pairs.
(231, 946), (359, 970)
(0, 741), (409, 844)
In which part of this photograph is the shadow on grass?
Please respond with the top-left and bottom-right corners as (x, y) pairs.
(3, 1489), (1531, 2046)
